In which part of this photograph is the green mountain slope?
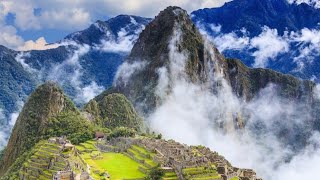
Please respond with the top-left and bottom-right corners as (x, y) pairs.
(84, 93), (143, 131)
(0, 82), (90, 176)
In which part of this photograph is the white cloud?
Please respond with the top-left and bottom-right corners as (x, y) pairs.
(95, 17), (146, 52)
(43, 42), (105, 105)
(15, 52), (37, 73)
(40, 8), (91, 30)
(1, 0), (231, 32)
(17, 37), (60, 51)
(213, 32), (250, 52)
(251, 27), (289, 68)
(199, 25), (320, 70)
(288, 28), (320, 72)
(75, 82), (104, 104)
(113, 61), (147, 87)
(0, 101), (23, 149)
(0, 0), (230, 50)
(0, 25), (24, 49)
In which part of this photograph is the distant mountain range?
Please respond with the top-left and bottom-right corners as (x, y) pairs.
(0, 15), (151, 132)
(191, 0), (320, 82)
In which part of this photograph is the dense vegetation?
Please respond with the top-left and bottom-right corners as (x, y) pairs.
(44, 111), (95, 144)
(107, 126), (136, 140)
(145, 166), (165, 180)
(85, 93), (143, 131)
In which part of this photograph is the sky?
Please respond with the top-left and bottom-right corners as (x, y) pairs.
(0, 0), (231, 50)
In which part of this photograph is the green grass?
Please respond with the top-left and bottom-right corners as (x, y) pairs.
(79, 141), (96, 149)
(128, 146), (158, 167)
(82, 152), (145, 180)
(182, 166), (220, 179)
(230, 177), (239, 180)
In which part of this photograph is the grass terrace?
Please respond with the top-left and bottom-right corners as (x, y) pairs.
(162, 171), (179, 180)
(182, 166), (221, 180)
(19, 140), (66, 180)
(126, 145), (158, 168)
(76, 141), (153, 179)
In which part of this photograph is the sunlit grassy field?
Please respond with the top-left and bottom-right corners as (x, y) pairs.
(81, 150), (145, 180)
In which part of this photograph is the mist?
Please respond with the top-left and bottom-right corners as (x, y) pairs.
(0, 101), (23, 150)
(111, 23), (320, 179)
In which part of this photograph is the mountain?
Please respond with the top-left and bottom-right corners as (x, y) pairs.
(191, 0), (320, 36)
(103, 6), (319, 158)
(84, 93), (143, 131)
(0, 82), (145, 178)
(65, 15), (151, 45)
(0, 15), (151, 142)
(0, 81), (261, 180)
(111, 6), (315, 114)
(191, 0), (320, 82)
(0, 46), (37, 123)
(0, 83), (78, 175)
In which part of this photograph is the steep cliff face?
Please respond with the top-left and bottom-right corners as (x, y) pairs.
(0, 82), (77, 175)
(114, 6), (229, 114)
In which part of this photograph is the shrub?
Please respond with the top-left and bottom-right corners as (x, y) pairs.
(44, 112), (95, 144)
(145, 166), (165, 180)
(108, 127), (136, 139)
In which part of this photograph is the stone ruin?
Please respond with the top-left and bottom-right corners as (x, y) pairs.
(99, 137), (261, 180)
(52, 170), (74, 180)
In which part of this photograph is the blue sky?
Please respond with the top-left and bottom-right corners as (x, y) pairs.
(0, 0), (231, 51)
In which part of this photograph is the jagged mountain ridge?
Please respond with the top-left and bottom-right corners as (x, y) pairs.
(191, 0), (320, 36)
(65, 15), (151, 45)
(191, 0), (320, 82)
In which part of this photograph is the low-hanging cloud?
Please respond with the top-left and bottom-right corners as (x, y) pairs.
(113, 60), (147, 87)
(197, 22), (320, 75)
(45, 42), (105, 105)
(95, 17), (146, 53)
(0, 101), (23, 150)
(251, 27), (289, 68)
(128, 23), (320, 180)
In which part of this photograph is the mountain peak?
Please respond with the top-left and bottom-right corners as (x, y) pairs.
(128, 6), (204, 60)
(64, 14), (151, 45)
(0, 82), (77, 175)
(114, 6), (227, 113)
